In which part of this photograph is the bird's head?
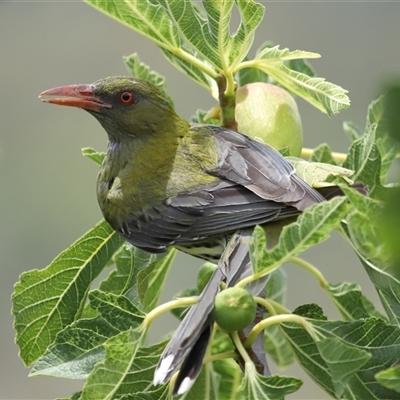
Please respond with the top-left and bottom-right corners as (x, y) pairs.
(39, 76), (178, 141)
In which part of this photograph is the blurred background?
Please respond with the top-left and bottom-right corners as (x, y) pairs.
(1, 1), (399, 399)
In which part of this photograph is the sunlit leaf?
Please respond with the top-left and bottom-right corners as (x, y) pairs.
(82, 147), (106, 165)
(239, 45), (348, 115)
(376, 365), (400, 393)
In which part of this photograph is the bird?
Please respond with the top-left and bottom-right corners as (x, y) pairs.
(39, 76), (362, 394)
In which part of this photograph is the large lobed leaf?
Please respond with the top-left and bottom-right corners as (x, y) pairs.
(341, 187), (400, 326)
(85, 0), (350, 118)
(241, 45), (349, 116)
(30, 290), (145, 379)
(250, 196), (348, 279)
(281, 305), (400, 399)
(366, 95), (400, 182)
(85, 0), (264, 92)
(12, 220), (124, 366)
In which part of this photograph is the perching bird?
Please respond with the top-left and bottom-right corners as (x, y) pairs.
(39, 76), (360, 394)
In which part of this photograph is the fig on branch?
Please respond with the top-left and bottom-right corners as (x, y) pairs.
(196, 262), (218, 292)
(212, 287), (257, 332)
(235, 82), (303, 157)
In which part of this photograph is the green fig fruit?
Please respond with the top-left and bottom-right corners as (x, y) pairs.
(196, 262), (218, 293)
(212, 287), (257, 332)
(235, 82), (303, 156)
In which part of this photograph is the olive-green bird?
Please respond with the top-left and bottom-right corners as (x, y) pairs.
(39, 76), (358, 394)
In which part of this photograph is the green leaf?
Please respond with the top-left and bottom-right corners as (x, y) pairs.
(236, 63), (270, 87)
(343, 123), (384, 199)
(266, 269), (287, 305)
(190, 109), (220, 126)
(158, 0), (263, 71)
(250, 197), (348, 277)
(99, 244), (138, 296)
(240, 363), (302, 399)
(12, 220), (124, 366)
(340, 187), (400, 324)
(124, 387), (172, 400)
(282, 311), (400, 399)
(123, 53), (173, 106)
(80, 329), (166, 400)
(263, 325), (294, 370)
(137, 248), (177, 312)
(316, 338), (371, 398)
(309, 143), (338, 165)
(255, 45), (320, 62)
(57, 392), (82, 400)
(340, 186), (385, 262)
(237, 42), (316, 89)
(285, 58), (316, 78)
(243, 45), (349, 115)
(343, 121), (363, 142)
(82, 147), (106, 165)
(327, 281), (386, 321)
(89, 290), (145, 330)
(286, 157), (354, 186)
(213, 359), (244, 400)
(86, 0), (181, 53)
(122, 385), (172, 400)
(366, 95), (399, 181)
(376, 365), (400, 393)
(263, 270), (295, 368)
(30, 316), (117, 379)
(107, 340), (168, 396)
(30, 290), (146, 379)
(85, 0), (217, 91)
(159, 46), (216, 92)
(352, 252), (400, 326)
(379, 186), (400, 267)
(157, 0), (225, 69)
(226, 0), (265, 68)
(99, 245), (157, 307)
(249, 225), (267, 272)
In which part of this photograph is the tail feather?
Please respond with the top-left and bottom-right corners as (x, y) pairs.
(155, 230), (271, 395)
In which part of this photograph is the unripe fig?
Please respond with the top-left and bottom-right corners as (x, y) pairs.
(212, 287), (257, 332)
(196, 262), (218, 292)
(235, 83), (303, 156)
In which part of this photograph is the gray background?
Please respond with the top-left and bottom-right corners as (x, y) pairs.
(1, 1), (399, 399)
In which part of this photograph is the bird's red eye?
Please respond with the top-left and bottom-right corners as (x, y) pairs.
(120, 91), (134, 104)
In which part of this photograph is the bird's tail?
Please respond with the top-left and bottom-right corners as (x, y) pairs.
(154, 230), (269, 395)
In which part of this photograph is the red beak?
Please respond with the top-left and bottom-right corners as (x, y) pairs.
(38, 84), (111, 112)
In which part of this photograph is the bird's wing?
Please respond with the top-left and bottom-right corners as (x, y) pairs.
(205, 125), (325, 211)
(120, 180), (300, 253)
(120, 126), (324, 253)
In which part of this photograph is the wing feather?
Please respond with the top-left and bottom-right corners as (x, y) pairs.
(120, 126), (324, 253)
